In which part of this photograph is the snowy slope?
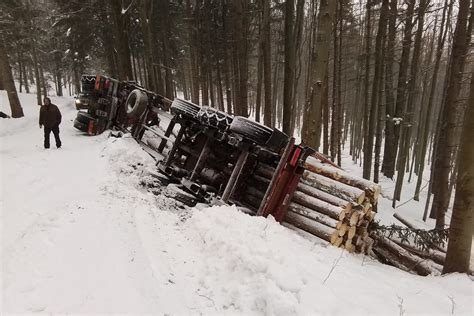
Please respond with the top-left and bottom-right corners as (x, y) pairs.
(1, 92), (472, 315)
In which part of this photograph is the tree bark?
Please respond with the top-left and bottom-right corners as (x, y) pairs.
(282, 0), (295, 135)
(139, 0), (158, 91)
(301, 0), (336, 150)
(418, 1), (453, 206)
(365, 0), (388, 181)
(0, 40), (24, 118)
(430, 0), (472, 228)
(110, 0), (134, 81)
(361, 0), (372, 179)
(392, 0), (428, 205)
(262, 0), (272, 127)
(159, 0), (174, 99)
(383, 0), (415, 179)
(443, 70), (474, 274)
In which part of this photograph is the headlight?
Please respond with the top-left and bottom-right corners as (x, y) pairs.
(75, 99), (81, 104)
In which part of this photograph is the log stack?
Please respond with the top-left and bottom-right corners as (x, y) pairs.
(243, 155), (381, 254)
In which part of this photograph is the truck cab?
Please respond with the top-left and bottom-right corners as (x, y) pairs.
(73, 74), (169, 135)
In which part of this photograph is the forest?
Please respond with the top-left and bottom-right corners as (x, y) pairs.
(0, 0), (472, 274)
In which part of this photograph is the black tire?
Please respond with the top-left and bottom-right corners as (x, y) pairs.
(229, 116), (273, 145)
(266, 128), (290, 152)
(76, 111), (95, 125)
(126, 89), (148, 118)
(170, 98), (201, 119)
(197, 106), (233, 130)
(73, 119), (88, 132)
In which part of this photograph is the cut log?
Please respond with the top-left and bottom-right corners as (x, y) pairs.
(363, 201), (372, 213)
(330, 231), (340, 244)
(288, 203), (339, 229)
(374, 236), (436, 276)
(284, 211), (334, 242)
(252, 175), (271, 192)
(334, 236), (344, 247)
(281, 222), (329, 245)
(393, 213), (417, 230)
(242, 194), (262, 209)
(345, 239), (355, 253)
(365, 210), (375, 222)
(292, 191), (345, 220)
(356, 226), (368, 238)
(373, 247), (411, 272)
(391, 239), (446, 266)
(301, 171), (366, 204)
(296, 182), (353, 212)
(339, 209), (351, 221)
(357, 219), (370, 228)
(246, 187), (265, 200)
(348, 225), (357, 239)
(349, 211), (364, 226)
(338, 222), (348, 237)
(305, 157), (381, 201)
(255, 164), (275, 179)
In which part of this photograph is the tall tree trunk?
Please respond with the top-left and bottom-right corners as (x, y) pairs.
(418, 0), (453, 206)
(22, 58), (30, 93)
(336, 2), (343, 167)
(139, 0), (158, 91)
(283, 0), (295, 134)
(54, 51), (63, 97)
(374, 0), (389, 183)
(18, 54), (23, 93)
(361, 0), (372, 179)
(0, 40), (24, 118)
(443, 69), (474, 274)
(110, 0), (133, 81)
(224, 47), (232, 114)
(235, 0), (249, 116)
(262, 0), (272, 127)
(290, 0), (305, 134)
(256, 42), (263, 122)
(392, 0), (428, 205)
(39, 62), (47, 97)
(160, 0), (174, 99)
(384, 0), (415, 179)
(330, 1), (339, 162)
(31, 39), (42, 105)
(323, 70), (329, 155)
(302, 0), (336, 149)
(430, 0), (472, 228)
(216, 61), (225, 111)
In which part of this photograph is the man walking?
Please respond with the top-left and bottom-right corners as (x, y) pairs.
(39, 97), (62, 149)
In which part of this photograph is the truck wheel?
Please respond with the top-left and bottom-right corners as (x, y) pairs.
(229, 116), (273, 145)
(197, 106), (233, 130)
(76, 111), (95, 125)
(74, 112), (95, 132)
(265, 128), (290, 152)
(126, 89), (148, 118)
(170, 98), (201, 119)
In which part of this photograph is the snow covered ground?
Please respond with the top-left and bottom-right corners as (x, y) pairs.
(1, 92), (473, 315)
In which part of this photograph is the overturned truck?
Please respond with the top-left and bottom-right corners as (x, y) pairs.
(73, 74), (380, 255)
(73, 75), (455, 276)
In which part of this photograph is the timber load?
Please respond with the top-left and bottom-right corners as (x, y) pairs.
(242, 155), (381, 255)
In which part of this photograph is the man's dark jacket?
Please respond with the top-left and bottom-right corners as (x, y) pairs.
(39, 104), (62, 128)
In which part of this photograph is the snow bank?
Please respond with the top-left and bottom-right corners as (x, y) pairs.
(183, 205), (473, 315)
